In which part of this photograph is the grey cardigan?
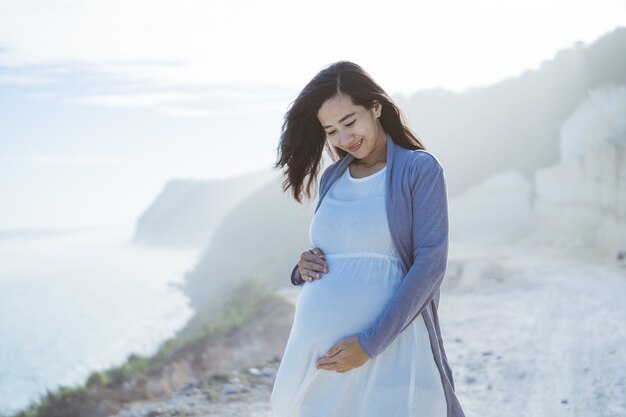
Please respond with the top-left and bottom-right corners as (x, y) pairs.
(290, 133), (465, 417)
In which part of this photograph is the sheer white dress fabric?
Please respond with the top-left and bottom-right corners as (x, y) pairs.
(271, 164), (447, 417)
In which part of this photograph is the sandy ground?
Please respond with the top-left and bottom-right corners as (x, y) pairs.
(441, 238), (626, 417)
(110, 237), (626, 417)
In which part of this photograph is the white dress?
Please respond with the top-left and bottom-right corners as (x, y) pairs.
(271, 164), (447, 417)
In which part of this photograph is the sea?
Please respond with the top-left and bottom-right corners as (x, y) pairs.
(0, 227), (199, 417)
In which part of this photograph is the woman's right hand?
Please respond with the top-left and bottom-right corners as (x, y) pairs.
(297, 248), (329, 282)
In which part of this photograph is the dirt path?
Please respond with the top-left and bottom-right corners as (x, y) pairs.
(441, 239), (626, 417)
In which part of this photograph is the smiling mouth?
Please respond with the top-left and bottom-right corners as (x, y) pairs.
(347, 138), (363, 152)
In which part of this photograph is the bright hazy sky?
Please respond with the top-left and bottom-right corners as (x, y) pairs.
(1, 0), (624, 93)
(0, 0), (623, 230)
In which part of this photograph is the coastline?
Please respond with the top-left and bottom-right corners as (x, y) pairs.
(10, 277), (294, 417)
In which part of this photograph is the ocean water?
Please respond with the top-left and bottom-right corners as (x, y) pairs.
(0, 227), (199, 417)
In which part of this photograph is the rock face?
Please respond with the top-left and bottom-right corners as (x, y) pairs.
(133, 169), (278, 248)
(448, 84), (626, 260)
(532, 85), (626, 258)
(449, 169), (532, 244)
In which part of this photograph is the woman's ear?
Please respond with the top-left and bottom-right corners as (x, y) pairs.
(372, 100), (382, 117)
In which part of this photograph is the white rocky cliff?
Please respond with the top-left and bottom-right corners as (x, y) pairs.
(449, 84), (626, 261)
(532, 84), (626, 258)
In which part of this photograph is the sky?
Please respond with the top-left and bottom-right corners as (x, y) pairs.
(0, 0), (624, 231)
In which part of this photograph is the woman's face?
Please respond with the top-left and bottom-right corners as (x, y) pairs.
(317, 92), (383, 159)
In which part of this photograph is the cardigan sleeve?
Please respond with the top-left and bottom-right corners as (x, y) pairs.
(355, 153), (449, 358)
(290, 164), (333, 287)
(291, 264), (305, 286)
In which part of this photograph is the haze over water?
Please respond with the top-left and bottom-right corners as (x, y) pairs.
(0, 227), (198, 417)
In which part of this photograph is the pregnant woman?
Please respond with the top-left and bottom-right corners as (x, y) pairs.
(271, 61), (466, 417)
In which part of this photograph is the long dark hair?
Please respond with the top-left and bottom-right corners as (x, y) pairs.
(274, 61), (425, 203)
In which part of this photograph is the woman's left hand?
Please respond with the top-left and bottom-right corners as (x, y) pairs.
(315, 336), (369, 373)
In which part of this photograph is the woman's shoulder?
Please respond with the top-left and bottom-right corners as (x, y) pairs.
(406, 149), (445, 174)
(392, 141), (443, 169)
(319, 158), (344, 188)
(402, 150), (446, 194)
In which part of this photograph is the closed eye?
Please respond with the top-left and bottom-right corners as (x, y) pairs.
(325, 119), (355, 136)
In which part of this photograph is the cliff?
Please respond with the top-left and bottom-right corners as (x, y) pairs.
(133, 169), (278, 248)
(532, 85), (626, 258)
(448, 84), (626, 259)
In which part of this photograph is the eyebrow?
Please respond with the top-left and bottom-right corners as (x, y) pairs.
(322, 112), (356, 129)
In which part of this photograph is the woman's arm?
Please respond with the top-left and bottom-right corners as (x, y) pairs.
(356, 152), (449, 358)
(290, 164), (334, 287)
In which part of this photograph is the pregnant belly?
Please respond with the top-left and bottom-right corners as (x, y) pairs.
(292, 253), (405, 346)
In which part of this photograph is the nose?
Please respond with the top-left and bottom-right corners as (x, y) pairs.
(339, 131), (354, 146)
